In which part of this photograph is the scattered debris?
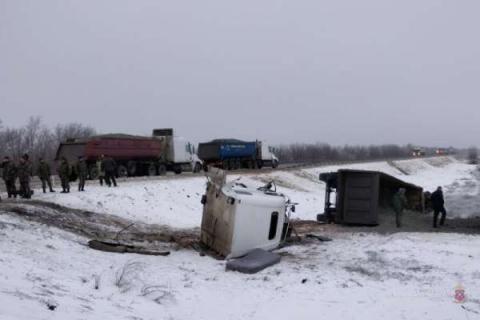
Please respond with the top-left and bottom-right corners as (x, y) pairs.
(461, 305), (480, 315)
(45, 301), (57, 311)
(88, 240), (170, 256)
(226, 249), (281, 274)
(306, 234), (332, 242)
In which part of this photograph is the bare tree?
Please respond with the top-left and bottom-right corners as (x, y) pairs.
(54, 123), (96, 144)
(275, 142), (413, 164)
(0, 118), (96, 169)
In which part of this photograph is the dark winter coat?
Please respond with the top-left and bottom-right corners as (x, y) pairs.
(392, 191), (408, 213)
(431, 190), (445, 210)
(101, 157), (116, 174)
(17, 161), (32, 182)
(58, 161), (71, 179)
(76, 160), (88, 178)
(1, 161), (17, 181)
(37, 162), (51, 179)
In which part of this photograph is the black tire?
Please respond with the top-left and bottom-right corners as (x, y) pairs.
(223, 160), (230, 170)
(89, 166), (99, 180)
(158, 164), (167, 176)
(148, 164), (158, 176)
(229, 159), (237, 171)
(117, 165), (128, 178)
(173, 165), (182, 175)
(127, 161), (137, 176)
(272, 160), (279, 169)
(193, 162), (202, 173)
(257, 160), (264, 169)
(231, 160), (238, 170)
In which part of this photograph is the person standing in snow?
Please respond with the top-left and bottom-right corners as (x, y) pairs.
(1, 156), (17, 198)
(96, 156), (105, 186)
(76, 156), (88, 191)
(17, 154), (33, 199)
(101, 154), (117, 187)
(58, 157), (71, 193)
(393, 188), (408, 228)
(431, 186), (447, 228)
(37, 157), (55, 193)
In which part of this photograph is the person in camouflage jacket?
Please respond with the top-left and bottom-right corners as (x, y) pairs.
(58, 157), (71, 193)
(76, 156), (88, 191)
(1, 156), (17, 198)
(17, 154), (33, 199)
(37, 158), (55, 193)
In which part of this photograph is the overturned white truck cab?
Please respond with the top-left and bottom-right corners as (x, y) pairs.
(200, 168), (293, 259)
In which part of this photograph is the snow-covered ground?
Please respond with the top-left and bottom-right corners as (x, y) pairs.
(30, 156), (480, 228)
(1, 156), (480, 320)
(0, 212), (479, 320)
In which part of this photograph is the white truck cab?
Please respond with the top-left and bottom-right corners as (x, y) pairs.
(258, 141), (279, 168)
(169, 137), (203, 173)
(200, 167), (294, 258)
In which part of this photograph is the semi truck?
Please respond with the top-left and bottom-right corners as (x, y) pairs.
(197, 139), (279, 170)
(55, 129), (202, 178)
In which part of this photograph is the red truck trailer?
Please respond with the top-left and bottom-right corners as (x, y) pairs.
(56, 129), (202, 178)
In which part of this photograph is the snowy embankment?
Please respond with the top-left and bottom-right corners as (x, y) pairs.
(1, 156), (480, 320)
(33, 156), (480, 229)
(0, 213), (479, 320)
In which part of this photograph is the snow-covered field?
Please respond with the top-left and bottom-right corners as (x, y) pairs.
(1, 156), (480, 320)
(33, 156), (480, 227)
(1, 213), (479, 320)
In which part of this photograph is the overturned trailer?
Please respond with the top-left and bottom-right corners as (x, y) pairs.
(319, 170), (424, 225)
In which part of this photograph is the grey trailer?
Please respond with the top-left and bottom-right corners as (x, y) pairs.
(319, 170), (424, 225)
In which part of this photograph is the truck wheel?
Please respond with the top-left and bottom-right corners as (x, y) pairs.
(193, 162), (202, 173)
(272, 160), (279, 169)
(158, 164), (167, 176)
(247, 160), (254, 170)
(257, 160), (264, 169)
(236, 160), (242, 170)
(117, 165), (128, 178)
(223, 160), (230, 170)
(127, 161), (137, 176)
(173, 165), (182, 175)
(148, 164), (158, 176)
(229, 159), (237, 171)
(89, 166), (99, 180)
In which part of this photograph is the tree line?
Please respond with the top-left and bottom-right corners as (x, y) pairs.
(0, 117), (471, 167)
(275, 143), (438, 164)
(0, 117), (96, 166)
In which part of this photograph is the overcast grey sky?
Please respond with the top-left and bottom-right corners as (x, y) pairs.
(1, 0), (479, 147)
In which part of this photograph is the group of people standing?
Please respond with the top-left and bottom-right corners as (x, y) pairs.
(56, 156), (88, 193)
(393, 186), (447, 229)
(96, 154), (117, 188)
(1, 154), (34, 199)
(56, 154), (118, 193)
(1, 154), (119, 200)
